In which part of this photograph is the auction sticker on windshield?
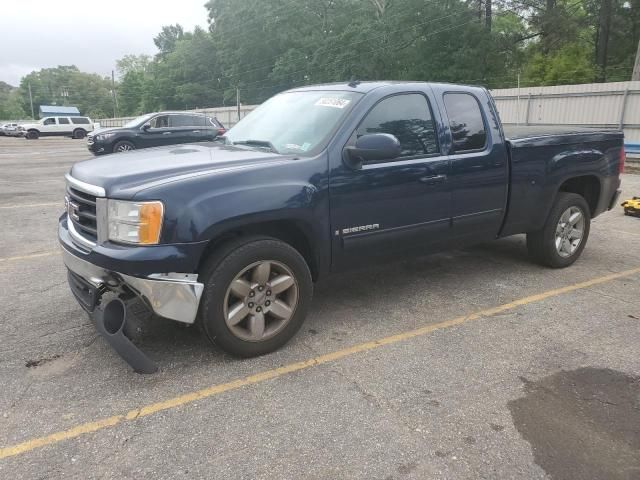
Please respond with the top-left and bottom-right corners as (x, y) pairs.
(315, 97), (351, 108)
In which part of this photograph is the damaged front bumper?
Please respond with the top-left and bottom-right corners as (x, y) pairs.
(61, 246), (204, 324)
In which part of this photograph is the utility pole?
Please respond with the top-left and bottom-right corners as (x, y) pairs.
(236, 86), (241, 121)
(516, 72), (521, 125)
(485, 0), (492, 31)
(60, 86), (69, 106)
(28, 82), (35, 119)
(111, 70), (119, 118)
(633, 38), (640, 81)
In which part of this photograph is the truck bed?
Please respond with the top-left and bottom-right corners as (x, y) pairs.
(499, 125), (624, 237)
(504, 125), (620, 141)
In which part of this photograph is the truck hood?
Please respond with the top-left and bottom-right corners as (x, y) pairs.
(69, 143), (296, 198)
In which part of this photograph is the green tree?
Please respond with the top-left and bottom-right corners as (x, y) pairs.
(0, 82), (26, 119)
(18, 66), (114, 118)
(154, 24), (185, 57)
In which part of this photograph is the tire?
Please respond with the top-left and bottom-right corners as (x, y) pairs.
(527, 192), (591, 268)
(113, 140), (135, 153)
(198, 236), (313, 357)
(72, 129), (86, 139)
(26, 130), (39, 139)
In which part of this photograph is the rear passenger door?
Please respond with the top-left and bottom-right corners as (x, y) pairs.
(57, 117), (71, 135)
(169, 114), (209, 144)
(441, 91), (509, 242)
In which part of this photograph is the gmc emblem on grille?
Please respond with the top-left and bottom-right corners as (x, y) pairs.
(67, 200), (80, 222)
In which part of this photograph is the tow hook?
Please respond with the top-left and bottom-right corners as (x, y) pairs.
(91, 298), (158, 374)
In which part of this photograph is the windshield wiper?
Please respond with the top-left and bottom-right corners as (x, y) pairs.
(232, 139), (280, 154)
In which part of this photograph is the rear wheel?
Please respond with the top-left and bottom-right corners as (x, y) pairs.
(113, 140), (135, 153)
(26, 130), (39, 139)
(527, 192), (591, 268)
(199, 237), (313, 357)
(72, 129), (86, 139)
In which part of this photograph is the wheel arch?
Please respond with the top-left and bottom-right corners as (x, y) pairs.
(197, 219), (320, 281)
(556, 175), (601, 216)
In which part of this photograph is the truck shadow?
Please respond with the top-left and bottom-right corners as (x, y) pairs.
(130, 235), (534, 365)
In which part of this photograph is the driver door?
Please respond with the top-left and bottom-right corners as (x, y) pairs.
(329, 92), (451, 269)
(139, 114), (174, 148)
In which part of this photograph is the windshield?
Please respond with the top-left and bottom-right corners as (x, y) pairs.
(225, 90), (362, 155)
(124, 113), (154, 128)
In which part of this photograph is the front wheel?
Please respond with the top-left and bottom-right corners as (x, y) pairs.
(527, 192), (591, 268)
(26, 130), (39, 139)
(199, 237), (313, 357)
(113, 140), (135, 153)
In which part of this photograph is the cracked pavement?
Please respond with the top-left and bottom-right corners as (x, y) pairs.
(1, 137), (640, 479)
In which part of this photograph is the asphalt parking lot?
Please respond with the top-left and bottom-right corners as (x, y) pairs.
(1, 136), (639, 479)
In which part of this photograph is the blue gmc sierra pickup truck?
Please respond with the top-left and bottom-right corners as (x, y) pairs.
(60, 81), (624, 372)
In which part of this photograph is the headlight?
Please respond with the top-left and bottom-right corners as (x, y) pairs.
(107, 200), (164, 245)
(96, 132), (116, 141)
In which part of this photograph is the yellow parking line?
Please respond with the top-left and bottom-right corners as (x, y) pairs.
(0, 251), (59, 263)
(1, 266), (639, 460)
(0, 202), (60, 210)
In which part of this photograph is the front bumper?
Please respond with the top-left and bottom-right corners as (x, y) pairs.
(61, 246), (204, 323)
(87, 137), (109, 154)
(60, 214), (205, 324)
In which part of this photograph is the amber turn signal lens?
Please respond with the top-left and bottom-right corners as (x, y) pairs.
(138, 202), (164, 244)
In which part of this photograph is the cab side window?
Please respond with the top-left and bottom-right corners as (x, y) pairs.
(356, 93), (439, 160)
(43, 118), (56, 125)
(171, 115), (204, 127)
(58, 117), (70, 124)
(150, 115), (169, 128)
(443, 93), (487, 152)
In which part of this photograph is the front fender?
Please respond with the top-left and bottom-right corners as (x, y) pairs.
(189, 182), (322, 242)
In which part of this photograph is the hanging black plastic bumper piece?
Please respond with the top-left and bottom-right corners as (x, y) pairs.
(90, 298), (158, 374)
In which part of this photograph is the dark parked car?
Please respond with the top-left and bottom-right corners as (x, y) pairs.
(60, 81), (623, 372)
(87, 112), (226, 154)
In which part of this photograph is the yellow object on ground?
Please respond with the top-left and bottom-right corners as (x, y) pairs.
(621, 197), (640, 217)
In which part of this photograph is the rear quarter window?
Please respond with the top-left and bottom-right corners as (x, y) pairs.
(443, 93), (487, 152)
(71, 117), (90, 125)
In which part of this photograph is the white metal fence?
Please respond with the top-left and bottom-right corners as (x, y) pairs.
(491, 81), (640, 142)
(94, 105), (259, 129)
(5, 81), (640, 144)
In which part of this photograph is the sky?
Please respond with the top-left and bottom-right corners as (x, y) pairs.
(0, 0), (210, 86)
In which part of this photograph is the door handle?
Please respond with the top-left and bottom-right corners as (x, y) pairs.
(192, 130), (200, 133)
(162, 131), (172, 135)
(419, 174), (447, 185)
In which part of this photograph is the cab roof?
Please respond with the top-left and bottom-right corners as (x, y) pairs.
(286, 80), (484, 94)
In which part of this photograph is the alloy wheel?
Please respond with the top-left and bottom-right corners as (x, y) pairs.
(223, 260), (299, 342)
(555, 206), (585, 258)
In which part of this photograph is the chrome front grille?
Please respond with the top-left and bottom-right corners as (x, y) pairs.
(67, 185), (98, 241)
(65, 174), (106, 249)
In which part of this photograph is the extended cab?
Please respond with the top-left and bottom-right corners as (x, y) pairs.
(59, 82), (624, 372)
(20, 116), (94, 139)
